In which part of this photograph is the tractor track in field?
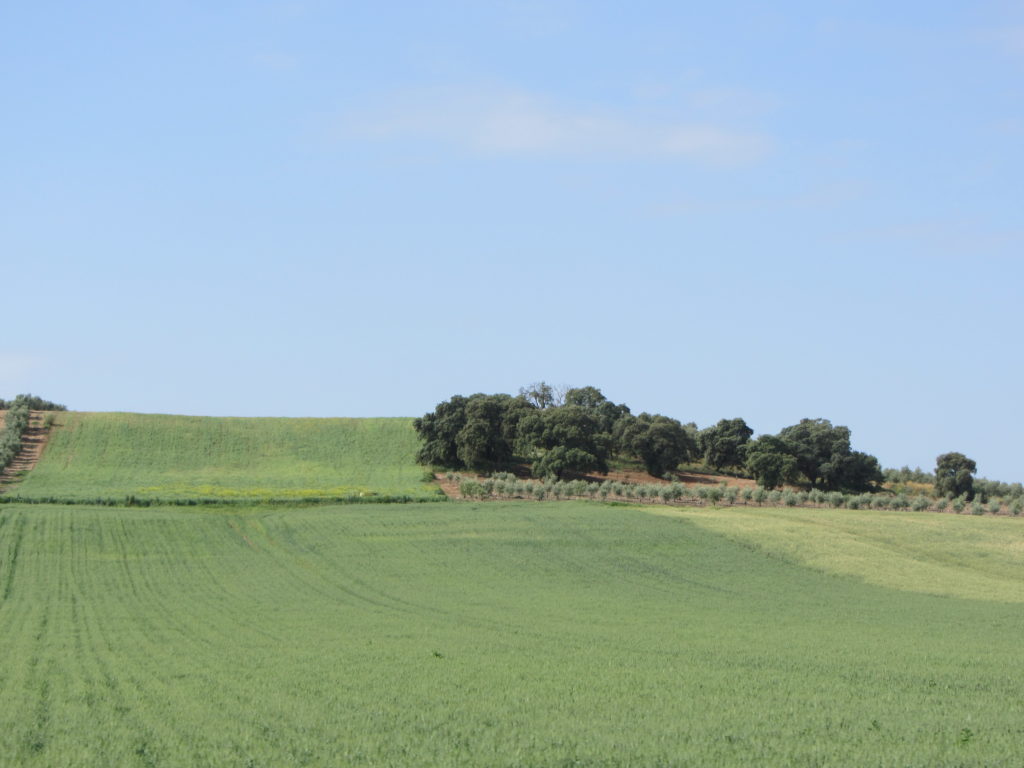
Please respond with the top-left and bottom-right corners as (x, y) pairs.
(0, 411), (53, 493)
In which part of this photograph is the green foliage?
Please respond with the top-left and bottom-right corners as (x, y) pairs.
(518, 405), (610, 479)
(884, 465), (935, 484)
(974, 477), (1024, 500)
(743, 435), (799, 489)
(697, 417), (753, 470)
(14, 412), (436, 502)
(563, 386), (631, 435)
(0, 393), (66, 411)
(0, 396), (32, 473)
(459, 480), (487, 499)
(935, 452), (977, 501)
(414, 393), (535, 470)
(777, 418), (883, 492)
(614, 412), (695, 477)
(4, 502), (1024, 764)
(415, 385), (630, 479)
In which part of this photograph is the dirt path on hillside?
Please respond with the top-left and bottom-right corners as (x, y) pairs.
(0, 411), (53, 492)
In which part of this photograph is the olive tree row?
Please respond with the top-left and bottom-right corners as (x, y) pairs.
(0, 397), (32, 472)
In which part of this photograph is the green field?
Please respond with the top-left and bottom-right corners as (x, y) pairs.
(2, 500), (1024, 766)
(11, 412), (437, 502)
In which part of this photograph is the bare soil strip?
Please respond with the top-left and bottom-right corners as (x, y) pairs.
(0, 411), (53, 492)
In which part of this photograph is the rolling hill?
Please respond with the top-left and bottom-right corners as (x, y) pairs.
(9, 411), (437, 502)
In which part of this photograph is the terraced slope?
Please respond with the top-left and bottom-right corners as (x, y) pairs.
(1, 501), (1024, 766)
(11, 412), (436, 502)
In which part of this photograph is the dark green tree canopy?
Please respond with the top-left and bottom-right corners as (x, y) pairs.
(413, 395), (469, 468)
(743, 434), (799, 489)
(615, 413), (695, 478)
(414, 387), (897, 493)
(564, 386), (631, 436)
(414, 394), (536, 470)
(698, 418), (753, 470)
(935, 452), (977, 500)
(774, 418), (882, 492)
(834, 451), (884, 493)
(517, 405), (610, 479)
(742, 419), (882, 492)
(778, 418), (852, 489)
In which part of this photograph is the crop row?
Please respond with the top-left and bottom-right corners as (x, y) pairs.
(0, 491), (447, 507)
(456, 474), (1024, 516)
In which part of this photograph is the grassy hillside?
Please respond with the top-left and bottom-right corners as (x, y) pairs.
(2, 500), (1023, 765)
(654, 505), (1024, 602)
(12, 412), (437, 501)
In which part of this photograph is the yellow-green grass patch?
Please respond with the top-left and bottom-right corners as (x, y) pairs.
(650, 504), (1024, 602)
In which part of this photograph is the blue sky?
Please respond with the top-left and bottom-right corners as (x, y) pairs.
(3, 1), (1022, 481)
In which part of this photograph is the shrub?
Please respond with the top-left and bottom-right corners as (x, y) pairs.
(752, 488), (768, 505)
(951, 496), (966, 513)
(1009, 498), (1023, 516)
(459, 480), (486, 499)
(970, 500), (985, 516)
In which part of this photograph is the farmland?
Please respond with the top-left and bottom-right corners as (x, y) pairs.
(10, 412), (437, 503)
(2, 499), (1024, 766)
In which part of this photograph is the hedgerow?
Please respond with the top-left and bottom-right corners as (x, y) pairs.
(0, 396), (32, 474)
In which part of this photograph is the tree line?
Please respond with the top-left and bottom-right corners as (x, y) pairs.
(0, 394), (66, 476)
(415, 383), (892, 493)
(0, 394), (66, 411)
(0, 397), (32, 474)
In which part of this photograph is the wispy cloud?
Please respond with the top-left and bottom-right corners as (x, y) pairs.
(339, 87), (772, 166)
